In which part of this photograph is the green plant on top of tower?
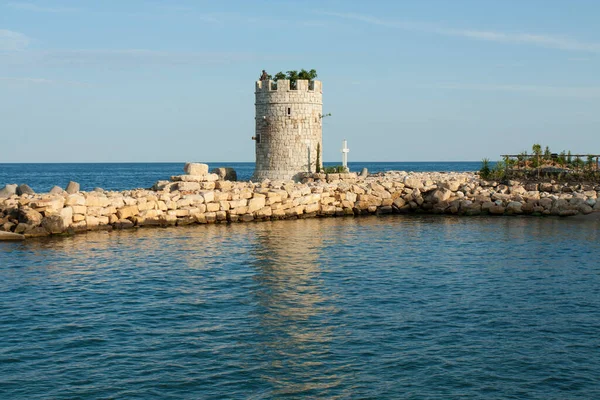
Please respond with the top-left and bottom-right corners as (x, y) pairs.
(285, 70), (299, 89)
(298, 69), (318, 81)
(273, 71), (286, 81)
(271, 69), (318, 89)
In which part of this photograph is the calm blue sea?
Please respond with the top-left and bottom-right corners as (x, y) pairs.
(1, 216), (599, 399)
(2, 162), (598, 398)
(0, 162), (481, 192)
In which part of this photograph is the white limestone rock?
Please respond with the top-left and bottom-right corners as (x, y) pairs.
(184, 163), (209, 176)
(0, 184), (18, 198)
(175, 182), (201, 192)
(49, 186), (64, 194)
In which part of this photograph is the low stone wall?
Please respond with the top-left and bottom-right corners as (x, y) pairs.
(1, 170), (599, 239)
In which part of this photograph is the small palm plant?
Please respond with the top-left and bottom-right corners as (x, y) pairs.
(271, 69), (318, 90)
(491, 160), (506, 180)
(480, 158), (491, 179)
(286, 70), (299, 89)
(531, 143), (542, 168)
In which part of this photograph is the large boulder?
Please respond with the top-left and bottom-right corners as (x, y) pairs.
(442, 180), (461, 192)
(489, 205), (505, 215)
(184, 163), (209, 176)
(170, 174), (219, 182)
(579, 204), (593, 215)
(430, 188), (452, 203)
(30, 197), (66, 213)
(0, 231), (25, 241)
(151, 180), (171, 191)
(66, 181), (80, 194)
(506, 201), (523, 214)
(49, 186), (64, 194)
(211, 167), (237, 182)
(65, 194), (85, 206)
(42, 214), (68, 234)
(0, 184), (17, 198)
(17, 207), (43, 226)
(16, 184), (35, 196)
(403, 176), (423, 190)
(175, 182), (201, 192)
(117, 205), (139, 219)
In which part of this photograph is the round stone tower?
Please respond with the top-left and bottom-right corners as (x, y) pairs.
(252, 79), (323, 181)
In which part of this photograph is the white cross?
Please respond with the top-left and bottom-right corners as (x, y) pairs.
(341, 139), (349, 170)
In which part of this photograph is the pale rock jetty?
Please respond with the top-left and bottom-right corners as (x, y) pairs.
(1, 163), (599, 240)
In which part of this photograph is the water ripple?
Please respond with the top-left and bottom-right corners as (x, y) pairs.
(1, 216), (600, 398)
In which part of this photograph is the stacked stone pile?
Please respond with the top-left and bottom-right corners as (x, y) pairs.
(152, 163), (237, 192)
(300, 172), (359, 184)
(1, 168), (599, 239)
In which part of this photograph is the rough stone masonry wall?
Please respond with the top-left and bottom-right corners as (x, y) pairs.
(253, 79), (323, 181)
(2, 169), (600, 240)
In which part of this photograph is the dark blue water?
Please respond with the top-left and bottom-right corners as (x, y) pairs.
(1, 215), (599, 399)
(0, 162), (481, 192)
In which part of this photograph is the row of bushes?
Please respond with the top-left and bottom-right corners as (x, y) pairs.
(267, 69), (318, 89)
(480, 143), (600, 181)
(504, 143), (598, 170)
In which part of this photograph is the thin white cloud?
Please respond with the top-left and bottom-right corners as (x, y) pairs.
(38, 49), (259, 66)
(0, 77), (90, 86)
(0, 29), (30, 50)
(0, 48), (287, 67)
(320, 11), (600, 53)
(6, 2), (78, 13)
(427, 83), (600, 98)
(0, 77), (54, 84)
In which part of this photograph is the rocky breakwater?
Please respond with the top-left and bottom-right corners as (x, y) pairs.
(1, 166), (599, 240)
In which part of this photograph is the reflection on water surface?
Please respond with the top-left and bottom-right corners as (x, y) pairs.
(1, 215), (600, 399)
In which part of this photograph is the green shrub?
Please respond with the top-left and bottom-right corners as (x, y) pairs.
(271, 69), (318, 89)
(491, 160), (506, 180)
(324, 165), (345, 174)
(479, 158), (491, 179)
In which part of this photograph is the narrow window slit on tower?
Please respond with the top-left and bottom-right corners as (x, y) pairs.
(287, 107), (291, 116)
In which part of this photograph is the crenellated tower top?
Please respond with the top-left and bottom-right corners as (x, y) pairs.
(255, 79), (322, 93)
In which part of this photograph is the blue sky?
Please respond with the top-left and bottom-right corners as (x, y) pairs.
(1, 0), (599, 163)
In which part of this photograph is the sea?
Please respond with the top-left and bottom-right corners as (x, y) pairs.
(0, 162), (481, 193)
(1, 162), (599, 399)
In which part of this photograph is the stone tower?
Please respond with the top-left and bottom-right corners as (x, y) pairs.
(252, 79), (323, 181)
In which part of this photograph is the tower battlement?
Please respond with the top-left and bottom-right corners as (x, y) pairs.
(255, 79), (322, 93)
